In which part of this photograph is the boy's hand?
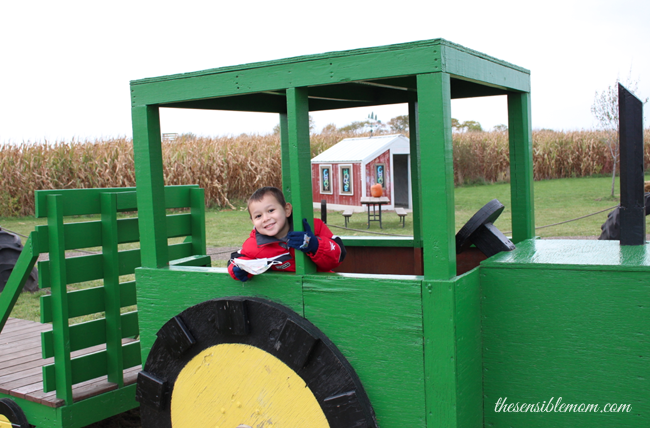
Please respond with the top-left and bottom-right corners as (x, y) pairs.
(232, 265), (250, 282)
(286, 218), (319, 254)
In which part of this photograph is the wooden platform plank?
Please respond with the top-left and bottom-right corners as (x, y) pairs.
(0, 343), (44, 364)
(0, 354), (52, 374)
(0, 324), (51, 340)
(0, 318), (141, 409)
(0, 366), (43, 385)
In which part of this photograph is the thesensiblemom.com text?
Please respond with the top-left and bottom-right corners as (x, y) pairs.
(495, 397), (632, 413)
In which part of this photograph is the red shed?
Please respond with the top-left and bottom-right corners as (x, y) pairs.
(311, 134), (411, 212)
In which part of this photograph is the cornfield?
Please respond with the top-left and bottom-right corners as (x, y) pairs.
(1, 130), (649, 217)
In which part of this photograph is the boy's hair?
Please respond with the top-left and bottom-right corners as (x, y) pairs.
(248, 186), (287, 214)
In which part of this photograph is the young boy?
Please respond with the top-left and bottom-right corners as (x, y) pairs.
(228, 186), (346, 282)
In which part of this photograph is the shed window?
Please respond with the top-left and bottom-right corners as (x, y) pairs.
(339, 164), (353, 195)
(375, 163), (386, 188)
(319, 165), (333, 194)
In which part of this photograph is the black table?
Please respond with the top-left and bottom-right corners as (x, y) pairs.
(360, 196), (390, 229)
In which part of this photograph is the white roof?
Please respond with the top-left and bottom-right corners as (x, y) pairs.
(311, 134), (409, 164)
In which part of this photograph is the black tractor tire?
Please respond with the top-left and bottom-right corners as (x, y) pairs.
(0, 229), (38, 293)
(599, 193), (650, 240)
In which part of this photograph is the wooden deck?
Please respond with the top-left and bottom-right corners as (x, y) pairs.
(0, 318), (140, 408)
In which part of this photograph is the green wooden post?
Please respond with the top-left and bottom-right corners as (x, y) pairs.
(417, 73), (456, 280)
(101, 192), (124, 387)
(423, 280), (459, 428)
(132, 105), (169, 268)
(279, 112), (291, 198)
(507, 92), (535, 243)
(285, 87), (315, 275)
(47, 194), (73, 404)
(417, 73), (463, 427)
(408, 96), (423, 244)
(0, 232), (39, 333)
(190, 187), (207, 256)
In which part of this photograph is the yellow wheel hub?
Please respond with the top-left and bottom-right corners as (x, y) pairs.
(171, 343), (329, 428)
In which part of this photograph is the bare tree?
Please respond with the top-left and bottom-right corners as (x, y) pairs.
(591, 76), (647, 197)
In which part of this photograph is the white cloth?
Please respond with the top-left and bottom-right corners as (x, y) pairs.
(231, 252), (290, 275)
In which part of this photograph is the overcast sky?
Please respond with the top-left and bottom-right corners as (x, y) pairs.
(1, 0), (648, 144)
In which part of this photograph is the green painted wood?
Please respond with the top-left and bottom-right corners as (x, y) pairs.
(57, 383), (139, 428)
(286, 87), (315, 275)
(482, 239), (650, 271)
(422, 270), (482, 428)
(166, 213), (192, 238)
(42, 311), (139, 358)
(39, 242), (191, 289)
(452, 271), (483, 428)
(114, 190), (138, 211)
(34, 218), (140, 254)
(41, 282), (137, 323)
(135, 267), (304, 361)
(0, 383), (139, 428)
(0, 394), (61, 428)
(35, 188), (137, 218)
(43, 341), (141, 393)
(280, 112), (291, 199)
(190, 187), (207, 256)
(132, 105), (168, 268)
(481, 264), (649, 427)
(35, 185), (198, 218)
(159, 185), (200, 209)
(408, 96), (423, 244)
(303, 274), (425, 427)
(422, 278), (457, 427)
(157, 81), (412, 113)
(101, 193), (124, 386)
(417, 73), (456, 280)
(0, 233), (39, 333)
(130, 40), (530, 108)
(46, 194), (73, 404)
(169, 254), (211, 267)
(507, 92), (535, 243)
(441, 43), (530, 94)
(35, 222), (101, 252)
(116, 217), (140, 243)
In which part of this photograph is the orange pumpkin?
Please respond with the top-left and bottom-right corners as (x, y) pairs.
(370, 183), (383, 197)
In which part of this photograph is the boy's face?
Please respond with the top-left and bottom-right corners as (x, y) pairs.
(248, 193), (293, 239)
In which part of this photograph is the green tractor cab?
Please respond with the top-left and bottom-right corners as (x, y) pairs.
(1, 39), (647, 428)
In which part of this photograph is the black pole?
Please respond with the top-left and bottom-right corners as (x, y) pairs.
(321, 199), (327, 224)
(618, 83), (645, 245)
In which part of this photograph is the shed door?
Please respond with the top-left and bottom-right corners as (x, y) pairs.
(393, 154), (409, 208)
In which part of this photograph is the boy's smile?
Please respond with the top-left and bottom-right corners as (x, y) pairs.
(249, 194), (292, 239)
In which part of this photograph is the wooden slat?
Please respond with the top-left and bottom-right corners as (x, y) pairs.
(190, 187), (207, 256)
(166, 213), (192, 238)
(34, 217), (142, 254)
(41, 281), (137, 323)
(170, 254), (211, 268)
(42, 311), (139, 358)
(43, 341), (141, 392)
(35, 188), (138, 218)
(102, 192), (125, 387)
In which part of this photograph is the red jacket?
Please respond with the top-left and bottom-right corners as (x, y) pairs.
(228, 218), (346, 280)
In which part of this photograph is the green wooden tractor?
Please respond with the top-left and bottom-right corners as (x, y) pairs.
(0, 39), (647, 428)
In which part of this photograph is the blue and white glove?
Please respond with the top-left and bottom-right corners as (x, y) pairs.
(286, 218), (319, 254)
(232, 265), (250, 282)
